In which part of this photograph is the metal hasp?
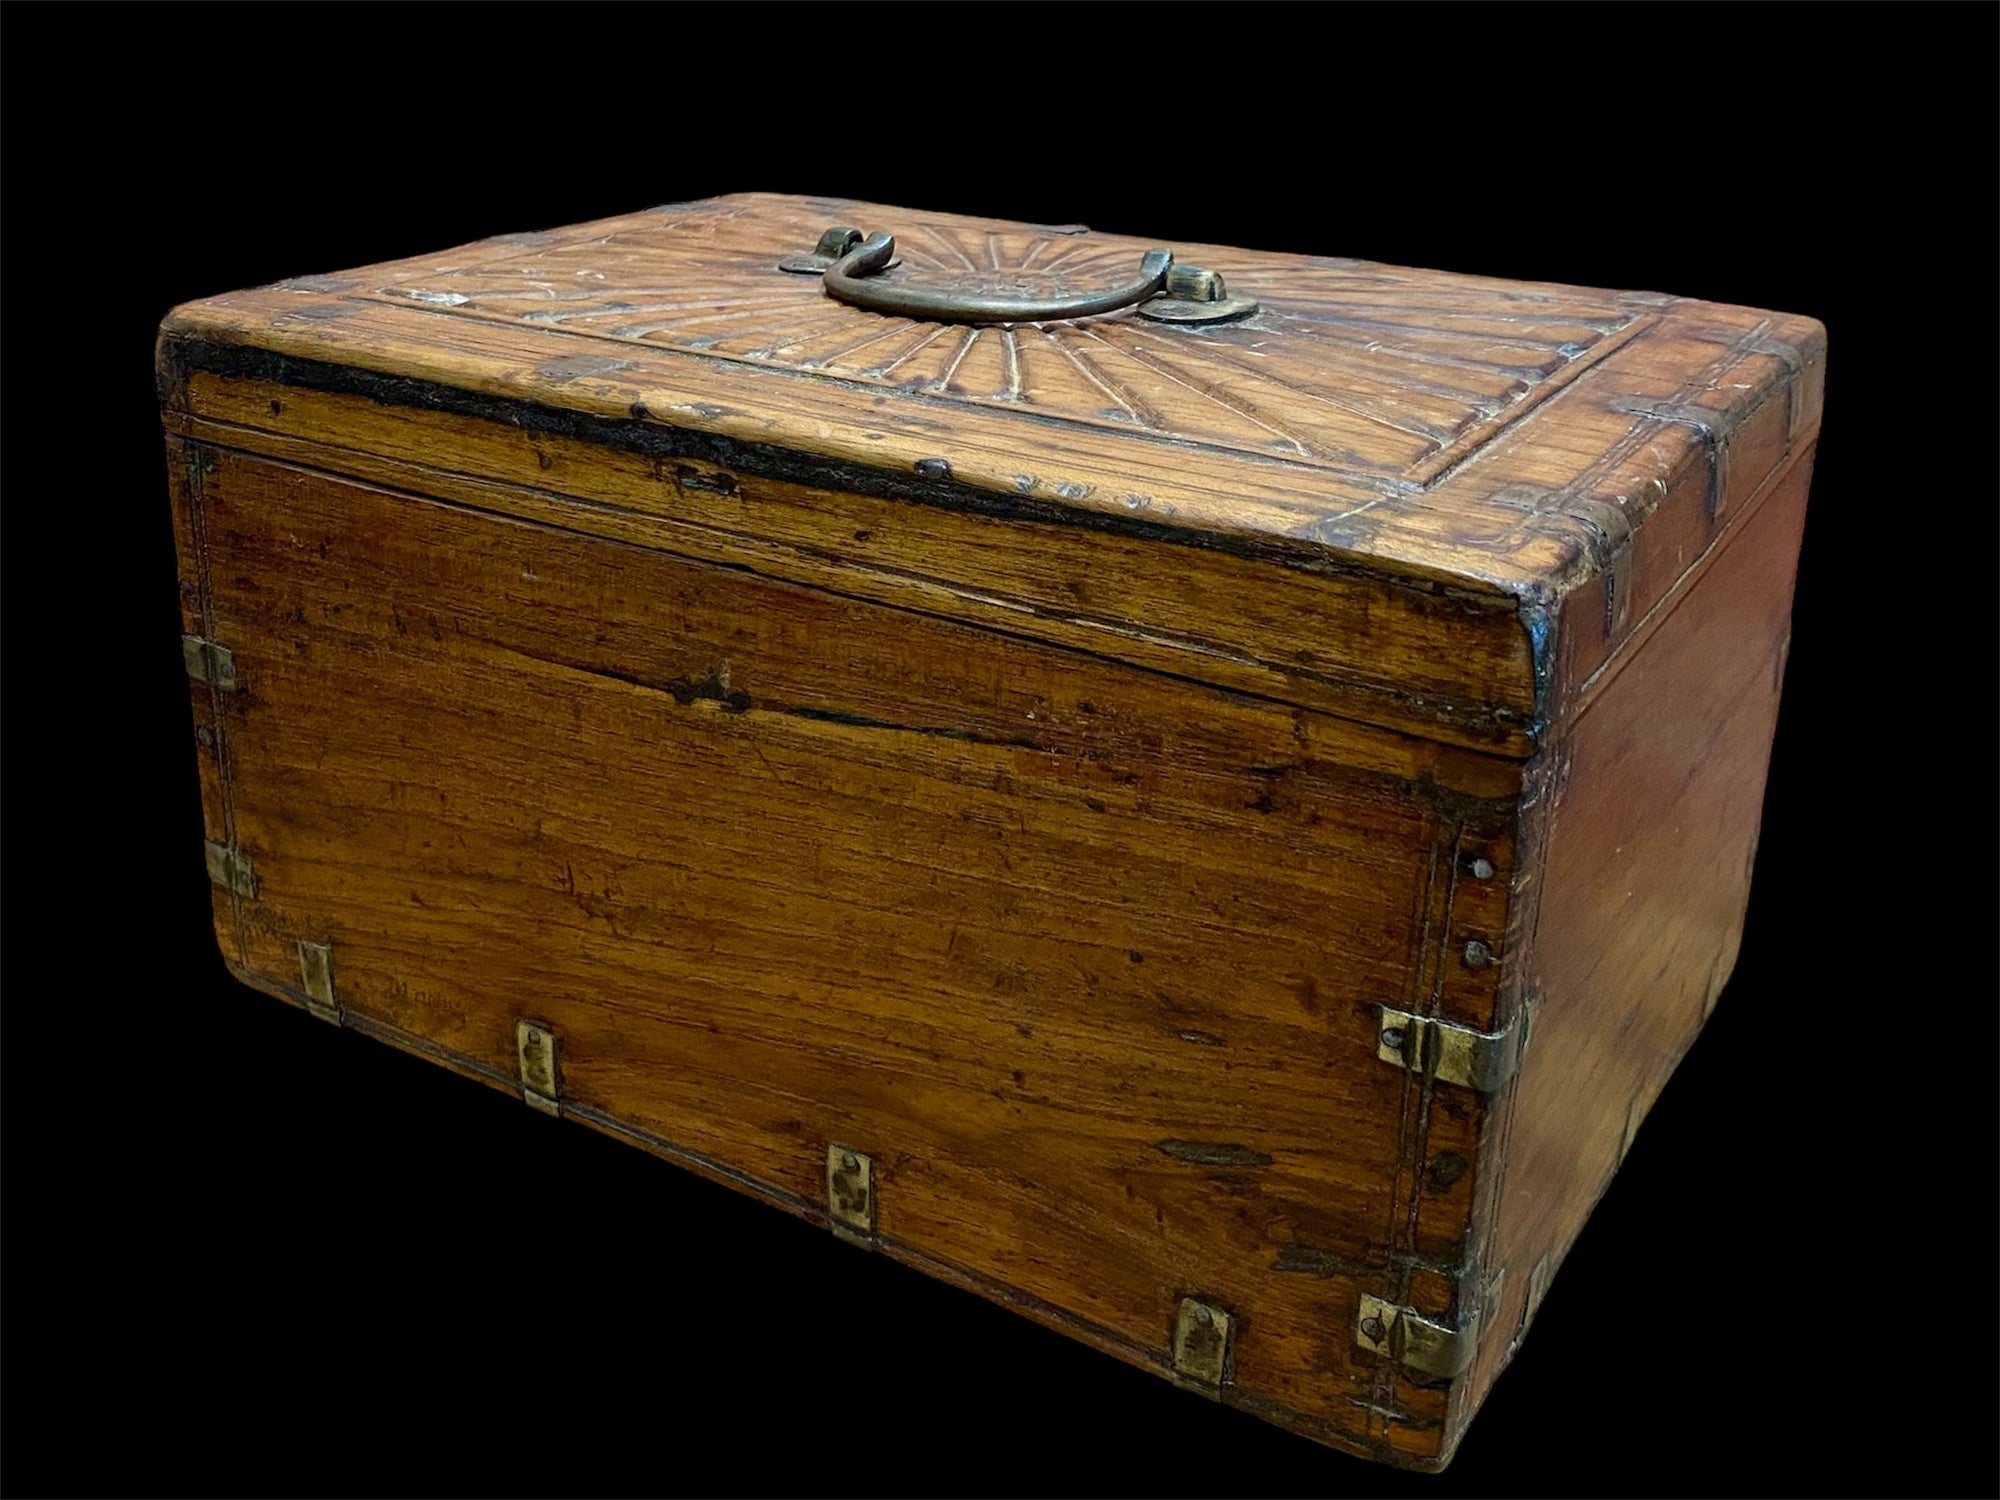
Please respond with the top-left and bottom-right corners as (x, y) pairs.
(1170, 1296), (1236, 1395)
(202, 839), (257, 898)
(1376, 1007), (1523, 1093)
(1354, 1294), (1481, 1380)
(181, 634), (238, 691)
(825, 1144), (875, 1246)
(799, 226), (1258, 326)
(516, 1020), (561, 1117)
(297, 940), (340, 1025)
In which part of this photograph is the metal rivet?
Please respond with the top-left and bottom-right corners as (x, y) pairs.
(1381, 1027), (1405, 1051)
(1193, 1304), (1213, 1328)
(1429, 1153), (1468, 1190)
(1470, 857), (1495, 880)
(1463, 940), (1494, 968)
(1360, 1315), (1387, 1342)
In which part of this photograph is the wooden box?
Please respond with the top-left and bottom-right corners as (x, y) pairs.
(155, 193), (1824, 1470)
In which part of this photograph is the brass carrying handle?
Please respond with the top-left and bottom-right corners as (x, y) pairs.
(827, 232), (1172, 325)
(784, 226), (1258, 326)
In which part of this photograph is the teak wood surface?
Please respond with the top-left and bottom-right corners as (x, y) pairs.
(157, 193), (1824, 1469)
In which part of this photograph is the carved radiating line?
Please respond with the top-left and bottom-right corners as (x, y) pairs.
(1103, 326), (1454, 446)
(740, 307), (907, 360)
(914, 224), (979, 271)
(1278, 308), (1608, 351)
(1261, 280), (1623, 317)
(1024, 236), (1136, 274)
(1256, 268), (1464, 290)
(1024, 240), (1098, 276)
(414, 279), (563, 302)
(999, 329), (1021, 401)
(1250, 319), (1530, 403)
(1272, 306), (1616, 352)
(611, 303), (854, 341)
(718, 305), (869, 356)
(789, 314), (934, 368)
(985, 232), (1002, 271)
(893, 244), (951, 276)
(469, 287), (682, 306)
(1273, 273), (1631, 322)
(1269, 313), (1572, 380)
(512, 286), (816, 312)
(869, 323), (956, 378)
(1302, 302), (1629, 336)
(932, 328), (981, 392)
(1257, 341), (1516, 408)
(441, 282), (758, 303)
(1071, 325), (1316, 456)
(515, 293), (813, 325)
(1039, 328), (1165, 429)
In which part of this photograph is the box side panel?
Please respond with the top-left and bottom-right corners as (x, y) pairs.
(185, 442), (1524, 1465)
(1454, 449), (1815, 1434)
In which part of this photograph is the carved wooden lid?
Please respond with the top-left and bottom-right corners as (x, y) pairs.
(363, 203), (1639, 493)
(159, 193), (1825, 748)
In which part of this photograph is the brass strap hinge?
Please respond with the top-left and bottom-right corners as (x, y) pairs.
(1376, 1007), (1523, 1093)
(1354, 1294), (1482, 1380)
(297, 940), (341, 1025)
(202, 839), (258, 898)
(516, 1020), (561, 1117)
(181, 634), (239, 691)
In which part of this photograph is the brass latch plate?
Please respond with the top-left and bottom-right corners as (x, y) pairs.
(297, 940), (340, 1025)
(825, 1144), (875, 1246)
(181, 634), (238, 691)
(1170, 1296), (1235, 1393)
(1376, 1007), (1522, 1092)
(517, 1020), (560, 1116)
(1354, 1294), (1481, 1380)
(203, 839), (257, 898)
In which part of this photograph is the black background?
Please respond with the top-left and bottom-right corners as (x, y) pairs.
(5, 10), (1995, 1497)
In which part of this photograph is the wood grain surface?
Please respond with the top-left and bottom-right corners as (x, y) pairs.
(1459, 447), (1818, 1428)
(168, 440), (1520, 1464)
(156, 193), (1824, 1469)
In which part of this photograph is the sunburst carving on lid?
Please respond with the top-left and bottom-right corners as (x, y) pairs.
(366, 201), (1644, 487)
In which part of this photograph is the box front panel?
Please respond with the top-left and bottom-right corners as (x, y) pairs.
(178, 442), (1520, 1462)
